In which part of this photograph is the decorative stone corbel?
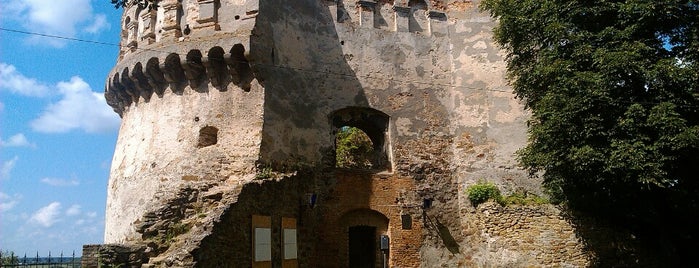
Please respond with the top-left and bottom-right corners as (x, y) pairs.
(131, 63), (154, 102)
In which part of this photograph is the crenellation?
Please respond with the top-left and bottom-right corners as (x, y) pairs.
(393, 5), (411, 32)
(358, 1), (377, 28)
(139, 9), (157, 44)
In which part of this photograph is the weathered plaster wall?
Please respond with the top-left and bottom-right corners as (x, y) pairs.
(105, 78), (264, 242)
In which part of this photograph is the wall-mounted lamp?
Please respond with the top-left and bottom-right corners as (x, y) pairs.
(306, 193), (317, 208)
(422, 198), (433, 209)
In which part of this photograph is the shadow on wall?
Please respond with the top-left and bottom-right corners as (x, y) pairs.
(193, 173), (312, 267)
(251, 0), (370, 167)
(193, 1), (378, 267)
(561, 209), (670, 267)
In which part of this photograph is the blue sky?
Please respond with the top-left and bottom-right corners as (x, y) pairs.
(1, 0), (123, 256)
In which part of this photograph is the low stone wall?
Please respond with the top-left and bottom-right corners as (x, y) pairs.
(470, 202), (591, 267)
(81, 244), (146, 268)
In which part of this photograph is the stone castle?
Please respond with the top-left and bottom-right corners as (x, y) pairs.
(84, 0), (600, 267)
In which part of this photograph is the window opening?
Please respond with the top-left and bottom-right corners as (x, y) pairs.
(330, 107), (391, 171)
(198, 126), (218, 148)
(335, 126), (374, 169)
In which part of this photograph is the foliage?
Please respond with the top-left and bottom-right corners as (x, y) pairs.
(110, 0), (159, 10)
(502, 191), (549, 206)
(482, 0), (699, 261)
(1, 250), (19, 265)
(163, 222), (191, 245)
(466, 182), (503, 206)
(255, 166), (274, 180)
(335, 126), (374, 169)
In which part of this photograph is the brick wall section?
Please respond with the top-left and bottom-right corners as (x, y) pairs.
(320, 170), (423, 268)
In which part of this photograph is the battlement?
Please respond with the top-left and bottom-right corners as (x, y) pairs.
(107, 0), (476, 116)
(116, 0), (463, 60)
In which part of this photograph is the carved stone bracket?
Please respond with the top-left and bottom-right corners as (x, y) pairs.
(105, 45), (256, 116)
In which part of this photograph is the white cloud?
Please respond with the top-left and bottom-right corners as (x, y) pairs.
(0, 63), (50, 97)
(0, 133), (36, 148)
(1, 156), (19, 180)
(0, 192), (20, 212)
(84, 13), (109, 34)
(66, 204), (81, 216)
(1, 0), (110, 47)
(40, 177), (80, 186)
(29, 202), (62, 227)
(30, 76), (121, 133)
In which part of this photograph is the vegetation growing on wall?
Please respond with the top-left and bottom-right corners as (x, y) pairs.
(466, 182), (503, 206)
(467, 182), (549, 207)
(481, 0), (699, 263)
(335, 126), (374, 169)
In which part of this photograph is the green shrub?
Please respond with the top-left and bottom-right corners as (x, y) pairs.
(467, 182), (503, 206)
(502, 192), (549, 205)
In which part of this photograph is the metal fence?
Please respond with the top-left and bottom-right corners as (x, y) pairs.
(0, 251), (80, 268)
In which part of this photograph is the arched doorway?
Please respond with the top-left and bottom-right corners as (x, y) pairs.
(339, 209), (389, 268)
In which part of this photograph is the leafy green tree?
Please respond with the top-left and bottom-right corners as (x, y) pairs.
(110, 0), (158, 9)
(1, 250), (19, 265)
(336, 127), (374, 169)
(481, 0), (698, 261)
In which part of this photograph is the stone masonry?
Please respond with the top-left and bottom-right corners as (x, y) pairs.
(87, 0), (609, 267)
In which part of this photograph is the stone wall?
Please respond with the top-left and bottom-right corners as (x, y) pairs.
(469, 202), (591, 267)
(81, 244), (146, 268)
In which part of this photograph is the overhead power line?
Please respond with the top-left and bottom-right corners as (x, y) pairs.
(1, 26), (697, 108)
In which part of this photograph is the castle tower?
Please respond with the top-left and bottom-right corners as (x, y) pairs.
(91, 0), (571, 267)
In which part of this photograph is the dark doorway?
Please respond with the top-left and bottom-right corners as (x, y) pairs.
(349, 226), (376, 268)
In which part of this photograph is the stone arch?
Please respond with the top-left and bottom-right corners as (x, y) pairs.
(338, 209), (390, 268)
(330, 107), (391, 170)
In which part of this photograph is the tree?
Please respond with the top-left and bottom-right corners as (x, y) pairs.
(481, 0), (698, 262)
(336, 127), (374, 169)
(1, 250), (19, 265)
(110, 0), (158, 9)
